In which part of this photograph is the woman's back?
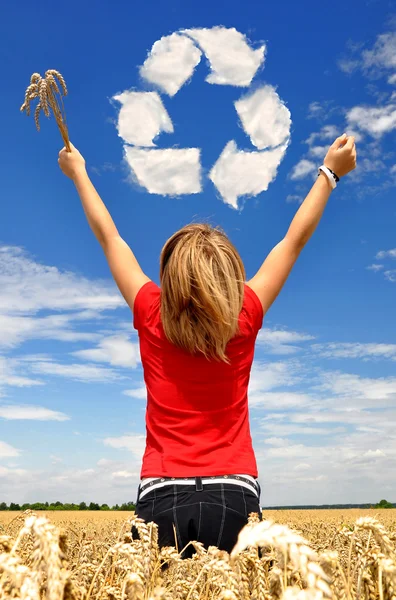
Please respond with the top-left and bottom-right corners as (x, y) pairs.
(134, 281), (263, 478)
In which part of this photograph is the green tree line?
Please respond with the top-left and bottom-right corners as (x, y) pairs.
(0, 501), (136, 511)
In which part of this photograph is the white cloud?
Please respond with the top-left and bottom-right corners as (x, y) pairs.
(249, 391), (313, 409)
(123, 387), (146, 399)
(307, 101), (323, 118)
(0, 404), (69, 421)
(267, 444), (311, 458)
(294, 463), (311, 471)
(0, 440), (20, 458)
(286, 194), (303, 204)
(313, 342), (396, 362)
(234, 85), (291, 149)
(290, 159), (316, 180)
(389, 74), (396, 85)
(182, 27), (265, 86)
(367, 263), (384, 272)
(338, 58), (360, 74)
(0, 466), (27, 477)
(346, 104), (396, 138)
(113, 91), (173, 147)
(338, 33), (396, 78)
(256, 328), (314, 354)
(73, 335), (140, 368)
(264, 437), (288, 447)
(376, 248), (396, 259)
(305, 125), (339, 146)
(249, 361), (301, 396)
(30, 360), (122, 383)
(111, 470), (137, 479)
(103, 434), (146, 460)
(0, 356), (43, 390)
(361, 32), (396, 72)
(209, 141), (287, 209)
(384, 270), (396, 283)
(0, 246), (123, 315)
(320, 372), (396, 407)
(0, 313), (99, 350)
(124, 147), (202, 195)
(363, 449), (385, 458)
(308, 145), (327, 159)
(140, 32), (202, 96)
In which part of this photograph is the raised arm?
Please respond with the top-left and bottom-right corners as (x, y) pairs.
(247, 134), (357, 314)
(58, 144), (149, 310)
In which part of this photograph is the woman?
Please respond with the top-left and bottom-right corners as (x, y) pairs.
(59, 134), (356, 558)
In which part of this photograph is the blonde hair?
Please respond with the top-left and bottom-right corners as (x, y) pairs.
(160, 224), (246, 362)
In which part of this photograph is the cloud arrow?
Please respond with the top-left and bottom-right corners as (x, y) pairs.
(181, 27), (265, 87)
(209, 140), (287, 209)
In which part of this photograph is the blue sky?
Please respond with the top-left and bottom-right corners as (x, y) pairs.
(0, 0), (395, 506)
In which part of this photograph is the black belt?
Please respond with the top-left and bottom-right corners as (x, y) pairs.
(138, 474), (260, 501)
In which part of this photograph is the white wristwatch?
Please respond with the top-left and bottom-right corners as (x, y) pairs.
(318, 165), (338, 189)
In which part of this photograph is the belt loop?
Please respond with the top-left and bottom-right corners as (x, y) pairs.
(195, 476), (203, 492)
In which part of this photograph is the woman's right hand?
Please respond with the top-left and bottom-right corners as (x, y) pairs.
(324, 134), (357, 179)
(58, 143), (87, 181)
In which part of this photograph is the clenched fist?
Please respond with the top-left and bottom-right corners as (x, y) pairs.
(324, 134), (357, 179)
(58, 143), (86, 180)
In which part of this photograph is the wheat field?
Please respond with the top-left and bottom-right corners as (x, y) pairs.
(1, 509), (395, 599)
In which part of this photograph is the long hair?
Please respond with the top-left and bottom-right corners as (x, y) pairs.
(160, 224), (246, 362)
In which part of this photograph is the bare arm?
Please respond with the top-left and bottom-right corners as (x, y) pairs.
(58, 144), (149, 309)
(248, 134), (357, 314)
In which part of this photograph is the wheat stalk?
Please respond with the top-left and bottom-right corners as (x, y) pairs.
(1, 510), (396, 600)
(20, 69), (71, 151)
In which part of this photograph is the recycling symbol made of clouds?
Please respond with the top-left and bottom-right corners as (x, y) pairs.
(114, 26), (291, 210)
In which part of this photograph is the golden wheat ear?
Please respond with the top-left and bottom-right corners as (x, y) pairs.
(21, 69), (71, 151)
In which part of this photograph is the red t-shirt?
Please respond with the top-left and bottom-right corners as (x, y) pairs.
(133, 281), (263, 479)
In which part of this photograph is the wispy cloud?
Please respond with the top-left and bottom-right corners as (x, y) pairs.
(319, 371), (396, 407)
(181, 27), (265, 86)
(313, 342), (396, 362)
(367, 249), (396, 283)
(72, 335), (140, 368)
(256, 328), (314, 354)
(0, 405), (69, 421)
(286, 194), (303, 204)
(305, 125), (339, 146)
(103, 434), (146, 460)
(346, 104), (396, 138)
(0, 246), (123, 315)
(338, 32), (396, 78)
(0, 440), (20, 458)
(29, 360), (123, 383)
(0, 313), (99, 350)
(123, 387), (146, 399)
(367, 263), (384, 272)
(249, 360), (301, 397)
(249, 391), (313, 409)
(0, 356), (43, 392)
(124, 147), (202, 195)
(113, 91), (173, 146)
(140, 32), (202, 96)
(384, 270), (396, 282)
(376, 248), (396, 259)
(290, 159), (316, 180)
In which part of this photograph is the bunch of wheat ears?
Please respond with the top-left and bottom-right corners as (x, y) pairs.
(1, 510), (396, 600)
(20, 70), (71, 151)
